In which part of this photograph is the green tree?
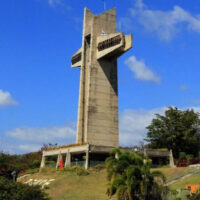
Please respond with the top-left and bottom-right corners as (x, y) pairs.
(106, 148), (167, 200)
(146, 107), (200, 158)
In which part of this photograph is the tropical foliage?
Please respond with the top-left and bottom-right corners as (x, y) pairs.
(169, 189), (200, 200)
(105, 148), (168, 200)
(0, 176), (49, 200)
(188, 191), (200, 200)
(0, 152), (41, 179)
(146, 107), (200, 158)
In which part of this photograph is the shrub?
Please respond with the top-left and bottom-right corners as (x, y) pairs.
(186, 154), (194, 164)
(179, 152), (186, 159)
(189, 158), (200, 165)
(62, 166), (89, 176)
(0, 177), (49, 200)
(189, 190), (200, 200)
(75, 167), (89, 176)
(169, 189), (200, 200)
(176, 158), (188, 167)
(18, 168), (40, 177)
(0, 152), (42, 173)
(0, 169), (14, 180)
(93, 163), (105, 171)
(62, 166), (74, 172)
(31, 160), (40, 168)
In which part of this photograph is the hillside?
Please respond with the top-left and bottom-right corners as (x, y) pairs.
(18, 167), (200, 200)
(19, 168), (108, 200)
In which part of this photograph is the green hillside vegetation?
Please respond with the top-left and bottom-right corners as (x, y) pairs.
(18, 166), (200, 200)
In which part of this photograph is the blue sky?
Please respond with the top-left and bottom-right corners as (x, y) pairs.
(1, 0), (200, 154)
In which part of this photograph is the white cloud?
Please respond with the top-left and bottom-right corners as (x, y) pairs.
(124, 0), (200, 40)
(48, 0), (61, 7)
(125, 56), (160, 83)
(0, 89), (18, 106)
(6, 125), (76, 142)
(46, 0), (71, 10)
(0, 140), (42, 154)
(4, 125), (76, 153)
(190, 106), (200, 113)
(0, 140), (13, 153)
(118, 17), (133, 32)
(17, 144), (42, 152)
(119, 107), (166, 146)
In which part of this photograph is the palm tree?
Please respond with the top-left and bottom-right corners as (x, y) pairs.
(105, 148), (168, 200)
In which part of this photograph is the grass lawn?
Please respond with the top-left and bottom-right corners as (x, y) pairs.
(152, 167), (200, 190)
(19, 166), (200, 200)
(20, 169), (108, 200)
(152, 167), (193, 181)
(170, 173), (200, 190)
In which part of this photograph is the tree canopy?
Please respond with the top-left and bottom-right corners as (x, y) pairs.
(146, 107), (200, 158)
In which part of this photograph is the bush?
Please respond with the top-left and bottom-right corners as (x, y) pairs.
(0, 168), (14, 180)
(189, 158), (200, 165)
(179, 152), (186, 159)
(0, 177), (49, 200)
(189, 190), (200, 200)
(93, 164), (105, 171)
(62, 166), (74, 172)
(169, 189), (200, 200)
(75, 166), (89, 176)
(62, 166), (89, 176)
(176, 158), (188, 167)
(186, 154), (194, 164)
(31, 160), (40, 168)
(0, 152), (42, 173)
(18, 168), (39, 177)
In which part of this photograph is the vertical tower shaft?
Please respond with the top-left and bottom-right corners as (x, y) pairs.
(71, 8), (132, 147)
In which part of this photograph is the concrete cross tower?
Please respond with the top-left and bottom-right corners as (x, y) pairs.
(40, 8), (133, 170)
(71, 8), (132, 148)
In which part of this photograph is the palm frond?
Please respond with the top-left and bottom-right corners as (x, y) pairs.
(151, 170), (166, 183)
(116, 185), (129, 200)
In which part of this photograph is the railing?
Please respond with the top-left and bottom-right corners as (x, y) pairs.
(98, 35), (121, 51)
(45, 163), (56, 168)
(70, 161), (85, 167)
(89, 161), (105, 167)
(71, 53), (82, 65)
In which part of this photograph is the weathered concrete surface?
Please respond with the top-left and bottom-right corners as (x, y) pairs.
(72, 8), (132, 147)
(40, 8), (132, 170)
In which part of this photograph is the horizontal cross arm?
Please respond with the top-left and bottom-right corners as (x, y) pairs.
(71, 47), (82, 68)
(97, 33), (132, 60)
